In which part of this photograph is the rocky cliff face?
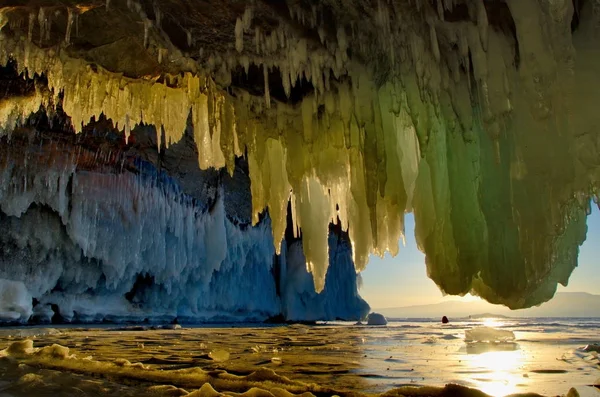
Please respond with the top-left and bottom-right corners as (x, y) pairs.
(0, 0), (599, 321)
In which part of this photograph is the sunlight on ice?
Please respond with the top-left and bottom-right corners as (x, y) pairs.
(482, 318), (504, 328)
(465, 350), (525, 397)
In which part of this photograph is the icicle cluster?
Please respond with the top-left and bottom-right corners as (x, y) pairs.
(0, 142), (368, 323)
(0, 0), (597, 308)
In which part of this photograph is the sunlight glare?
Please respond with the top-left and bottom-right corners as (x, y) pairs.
(482, 318), (504, 328)
(465, 350), (525, 397)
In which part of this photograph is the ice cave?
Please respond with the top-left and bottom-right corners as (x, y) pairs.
(0, 0), (598, 324)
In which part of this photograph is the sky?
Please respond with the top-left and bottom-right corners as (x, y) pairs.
(360, 204), (600, 309)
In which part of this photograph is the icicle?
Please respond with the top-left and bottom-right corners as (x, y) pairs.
(290, 194), (299, 239)
(269, 33), (277, 53)
(278, 27), (286, 50)
(437, 0), (445, 20)
(27, 12), (35, 42)
(158, 48), (165, 64)
(143, 18), (151, 48)
(318, 26), (326, 44)
(186, 29), (192, 47)
(254, 27), (260, 53)
(45, 11), (52, 41)
(476, 0), (489, 51)
(235, 18), (244, 52)
(337, 27), (348, 62)
(458, 26), (469, 58)
(281, 64), (291, 98)
(37, 8), (46, 46)
(296, 177), (331, 293)
(75, 13), (79, 38)
(263, 63), (271, 109)
(242, 7), (253, 30)
(376, 0), (390, 34)
(65, 9), (74, 45)
(154, 3), (162, 28)
(124, 114), (131, 143)
(0, 11), (7, 31)
(429, 23), (440, 63)
(241, 56), (250, 75)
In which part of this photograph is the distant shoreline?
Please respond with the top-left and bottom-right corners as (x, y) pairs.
(372, 292), (600, 319)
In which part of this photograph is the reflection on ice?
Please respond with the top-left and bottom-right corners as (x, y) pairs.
(462, 322), (522, 396)
(465, 342), (519, 355)
(464, 350), (525, 397)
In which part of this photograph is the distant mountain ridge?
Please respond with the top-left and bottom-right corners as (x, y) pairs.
(376, 292), (600, 319)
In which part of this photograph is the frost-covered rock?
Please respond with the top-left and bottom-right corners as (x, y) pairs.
(0, 167), (279, 323)
(0, 279), (32, 322)
(367, 312), (387, 326)
(0, 137), (368, 324)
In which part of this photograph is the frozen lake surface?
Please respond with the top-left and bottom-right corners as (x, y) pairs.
(0, 318), (599, 397)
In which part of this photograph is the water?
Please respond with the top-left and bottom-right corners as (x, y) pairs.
(0, 317), (598, 397)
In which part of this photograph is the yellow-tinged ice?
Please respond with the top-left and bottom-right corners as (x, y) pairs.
(0, 89), (45, 134)
(0, 36), (228, 170)
(248, 138), (292, 255)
